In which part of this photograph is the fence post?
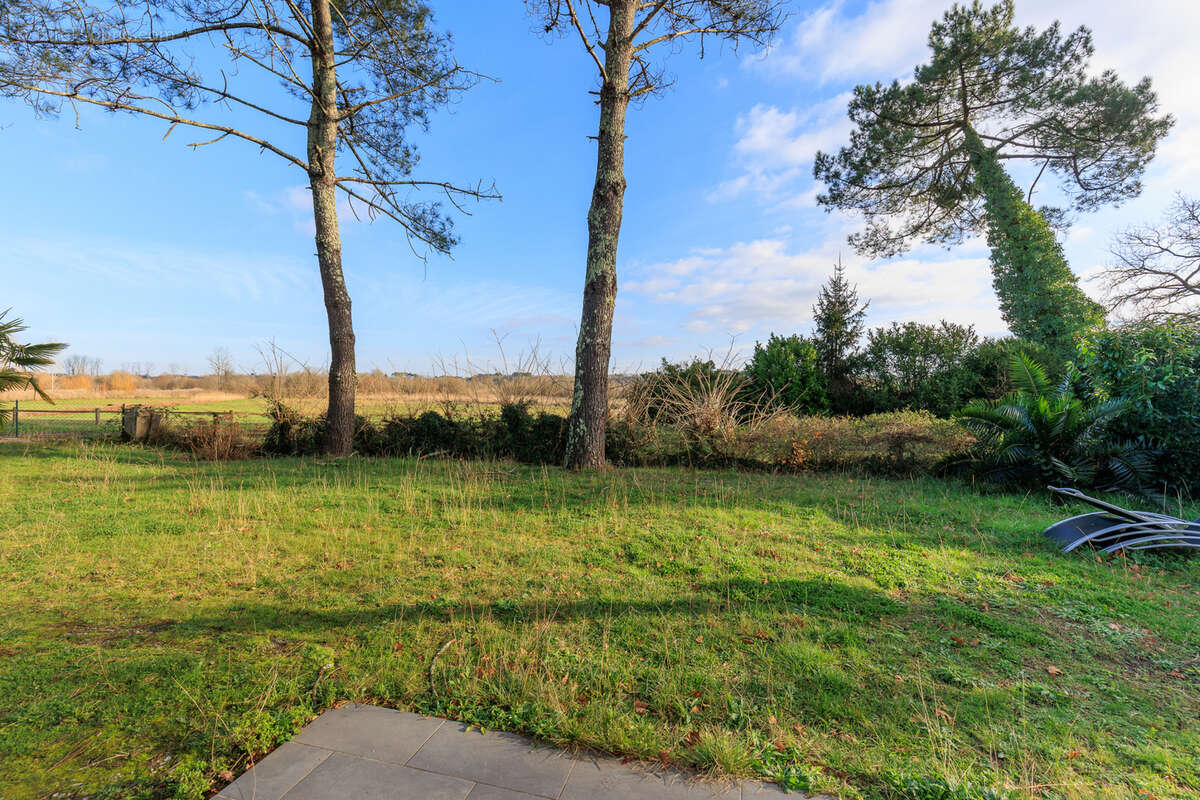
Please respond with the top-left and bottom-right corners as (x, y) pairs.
(95, 408), (101, 426)
(12, 400), (17, 437)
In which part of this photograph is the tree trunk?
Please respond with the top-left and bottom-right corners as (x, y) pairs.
(563, 0), (635, 469)
(308, 0), (356, 457)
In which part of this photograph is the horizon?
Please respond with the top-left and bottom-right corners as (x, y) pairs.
(6, 0), (1198, 375)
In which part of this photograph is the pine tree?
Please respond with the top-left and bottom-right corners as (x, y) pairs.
(814, 1), (1171, 350)
(812, 258), (868, 410)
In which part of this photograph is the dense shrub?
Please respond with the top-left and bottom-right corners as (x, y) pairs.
(961, 336), (1057, 402)
(857, 321), (979, 417)
(946, 354), (1151, 493)
(263, 402), (566, 464)
(609, 410), (969, 475)
(161, 417), (256, 461)
(743, 333), (828, 413)
(1073, 322), (1200, 492)
(788, 411), (972, 474)
(261, 401), (325, 456)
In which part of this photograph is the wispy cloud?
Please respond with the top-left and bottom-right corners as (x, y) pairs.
(626, 238), (1008, 338)
(10, 235), (313, 302)
(243, 185), (370, 235)
(709, 95), (852, 207)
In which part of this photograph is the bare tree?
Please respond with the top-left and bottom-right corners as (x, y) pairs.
(1106, 195), (1200, 323)
(1, 1), (497, 455)
(207, 347), (235, 390)
(62, 354), (102, 376)
(255, 338), (302, 403)
(530, 0), (786, 468)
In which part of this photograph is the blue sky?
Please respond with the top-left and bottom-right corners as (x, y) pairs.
(5, 0), (1199, 375)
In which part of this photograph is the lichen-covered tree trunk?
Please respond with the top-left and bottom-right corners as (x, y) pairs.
(964, 128), (1105, 357)
(563, 0), (635, 470)
(308, 0), (356, 456)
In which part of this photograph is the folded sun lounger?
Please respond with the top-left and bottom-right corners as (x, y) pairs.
(1043, 487), (1200, 553)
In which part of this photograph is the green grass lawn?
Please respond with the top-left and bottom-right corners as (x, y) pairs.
(1, 441), (1197, 800)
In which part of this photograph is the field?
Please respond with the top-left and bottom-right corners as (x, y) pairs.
(1, 440), (1198, 799)
(3, 380), (579, 438)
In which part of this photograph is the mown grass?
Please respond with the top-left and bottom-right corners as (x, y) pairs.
(0, 440), (1197, 800)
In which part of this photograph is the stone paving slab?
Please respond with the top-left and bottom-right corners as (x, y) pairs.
(217, 703), (832, 800)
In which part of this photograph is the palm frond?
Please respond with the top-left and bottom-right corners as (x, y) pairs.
(1009, 352), (1050, 397)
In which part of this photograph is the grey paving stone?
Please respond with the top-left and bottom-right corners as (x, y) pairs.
(465, 785), (547, 800)
(407, 723), (574, 799)
(562, 756), (741, 800)
(292, 703), (443, 764)
(282, 752), (473, 800)
(742, 781), (835, 799)
(217, 741), (331, 800)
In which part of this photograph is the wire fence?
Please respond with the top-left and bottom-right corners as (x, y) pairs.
(1, 401), (271, 439)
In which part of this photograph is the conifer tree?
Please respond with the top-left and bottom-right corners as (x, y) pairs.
(812, 257), (869, 385)
(814, 1), (1171, 351)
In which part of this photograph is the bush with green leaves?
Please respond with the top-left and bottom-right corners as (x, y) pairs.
(743, 333), (828, 414)
(1073, 322), (1200, 492)
(262, 402), (566, 464)
(857, 321), (979, 417)
(947, 354), (1150, 492)
(961, 336), (1057, 402)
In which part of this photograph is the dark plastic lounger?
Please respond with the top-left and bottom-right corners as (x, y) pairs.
(1043, 487), (1200, 553)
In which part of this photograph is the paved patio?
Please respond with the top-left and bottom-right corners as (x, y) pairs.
(217, 703), (830, 800)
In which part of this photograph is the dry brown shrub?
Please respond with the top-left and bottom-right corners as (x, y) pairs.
(790, 410), (973, 473)
(621, 352), (791, 464)
(58, 375), (93, 391)
(104, 371), (140, 393)
(164, 417), (255, 460)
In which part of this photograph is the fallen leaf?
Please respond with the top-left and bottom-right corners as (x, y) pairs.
(1047, 666), (1063, 676)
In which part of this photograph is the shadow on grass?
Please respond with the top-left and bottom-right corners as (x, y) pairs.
(165, 577), (903, 639)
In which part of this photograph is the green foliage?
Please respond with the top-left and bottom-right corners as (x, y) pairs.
(858, 321), (979, 417)
(0, 309), (65, 427)
(1073, 322), (1200, 492)
(744, 334), (828, 414)
(168, 756), (209, 800)
(262, 400), (326, 456)
(882, 775), (1014, 800)
(966, 130), (1105, 355)
(949, 354), (1151, 492)
(812, 259), (869, 413)
(262, 403), (566, 464)
(960, 336), (1057, 402)
(815, 0), (1172, 258)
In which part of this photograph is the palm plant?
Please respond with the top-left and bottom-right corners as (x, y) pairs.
(0, 310), (66, 428)
(948, 353), (1152, 492)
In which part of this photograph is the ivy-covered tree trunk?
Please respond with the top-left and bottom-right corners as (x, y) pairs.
(964, 129), (1105, 356)
(308, 0), (356, 457)
(563, 0), (635, 469)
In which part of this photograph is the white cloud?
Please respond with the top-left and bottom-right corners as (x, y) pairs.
(626, 238), (1009, 338)
(753, 0), (1200, 182)
(710, 94), (853, 206)
(700, 0), (1200, 328)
